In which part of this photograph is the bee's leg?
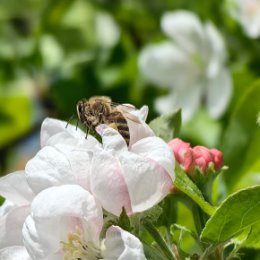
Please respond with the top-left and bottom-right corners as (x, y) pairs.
(76, 119), (79, 131)
(85, 125), (90, 139)
(66, 114), (76, 128)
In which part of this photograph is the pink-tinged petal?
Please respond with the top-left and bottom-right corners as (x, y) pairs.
(103, 226), (146, 260)
(206, 68), (232, 119)
(0, 171), (34, 205)
(0, 205), (30, 248)
(132, 137), (175, 180)
(40, 117), (86, 147)
(96, 125), (128, 152)
(0, 246), (31, 260)
(90, 151), (132, 216)
(161, 11), (205, 54)
(23, 185), (103, 260)
(210, 149), (224, 171)
(118, 152), (173, 213)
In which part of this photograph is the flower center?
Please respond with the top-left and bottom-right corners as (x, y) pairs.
(61, 229), (102, 260)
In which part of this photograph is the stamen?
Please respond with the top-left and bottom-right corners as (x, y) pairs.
(61, 229), (102, 260)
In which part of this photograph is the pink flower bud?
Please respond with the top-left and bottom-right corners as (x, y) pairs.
(168, 138), (194, 172)
(192, 146), (213, 173)
(210, 149), (224, 171)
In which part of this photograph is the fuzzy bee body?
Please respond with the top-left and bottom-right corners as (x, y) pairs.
(76, 96), (130, 145)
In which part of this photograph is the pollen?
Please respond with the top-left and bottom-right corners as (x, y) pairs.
(61, 228), (102, 260)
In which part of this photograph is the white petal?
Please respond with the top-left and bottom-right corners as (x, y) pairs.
(155, 82), (203, 122)
(96, 125), (128, 152)
(25, 144), (93, 193)
(103, 226), (146, 260)
(161, 11), (206, 54)
(23, 185), (103, 260)
(90, 151), (132, 216)
(0, 200), (15, 217)
(25, 146), (74, 194)
(204, 22), (226, 78)
(118, 151), (173, 213)
(139, 42), (199, 88)
(0, 246), (31, 260)
(206, 68), (233, 118)
(45, 130), (99, 149)
(0, 171), (34, 205)
(0, 206), (30, 248)
(40, 117), (86, 147)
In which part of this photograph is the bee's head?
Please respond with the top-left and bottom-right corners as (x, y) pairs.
(76, 99), (86, 123)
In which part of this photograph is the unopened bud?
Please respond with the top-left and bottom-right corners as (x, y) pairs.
(210, 149), (224, 171)
(192, 146), (214, 174)
(168, 138), (194, 173)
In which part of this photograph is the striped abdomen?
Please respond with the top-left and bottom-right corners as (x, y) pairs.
(106, 110), (130, 146)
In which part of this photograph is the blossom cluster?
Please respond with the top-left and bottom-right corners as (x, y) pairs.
(0, 105), (175, 260)
(168, 138), (223, 175)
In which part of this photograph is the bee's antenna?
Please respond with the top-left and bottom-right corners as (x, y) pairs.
(66, 114), (76, 128)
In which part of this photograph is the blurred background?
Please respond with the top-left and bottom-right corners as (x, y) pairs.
(0, 0), (260, 258)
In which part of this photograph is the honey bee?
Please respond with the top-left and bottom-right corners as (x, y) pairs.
(76, 96), (138, 146)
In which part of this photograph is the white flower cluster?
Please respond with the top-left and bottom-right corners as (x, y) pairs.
(0, 105), (175, 260)
(139, 11), (232, 122)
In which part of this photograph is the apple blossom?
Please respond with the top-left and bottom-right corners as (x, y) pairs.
(22, 185), (146, 260)
(90, 124), (174, 216)
(0, 171), (34, 249)
(226, 0), (260, 38)
(138, 10), (232, 122)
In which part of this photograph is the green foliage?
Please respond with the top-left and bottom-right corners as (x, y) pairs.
(149, 109), (181, 142)
(174, 166), (215, 216)
(201, 186), (260, 243)
(222, 80), (260, 190)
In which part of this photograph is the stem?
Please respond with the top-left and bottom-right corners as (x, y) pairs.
(143, 221), (176, 260)
(143, 243), (168, 260)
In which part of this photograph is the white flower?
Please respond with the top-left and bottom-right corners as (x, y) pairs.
(227, 0), (260, 38)
(90, 124), (174, 216)
(26, 105), (174, 217)
(22, 185), (146, 260)
(0, 171), (34, 249)
(138, 10), (232, 122)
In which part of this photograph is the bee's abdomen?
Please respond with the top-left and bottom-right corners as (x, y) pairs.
(107, 112), (130, 146)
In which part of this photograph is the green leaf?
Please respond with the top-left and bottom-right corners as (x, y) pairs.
(201, 186), (260, 243)
(149, 109), (181, 142)
(118, 207), (131, 231)
(174, 167), (215, 216)
(242, 222), (260, 249)
(0, 96), (31, 148)
(222, 80), (260, 189)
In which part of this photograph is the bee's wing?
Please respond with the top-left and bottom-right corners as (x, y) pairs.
(115, 104), (142, 124)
